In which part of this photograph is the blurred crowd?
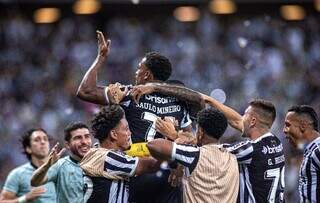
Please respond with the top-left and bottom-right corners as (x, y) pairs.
(1, 9), (319, 202)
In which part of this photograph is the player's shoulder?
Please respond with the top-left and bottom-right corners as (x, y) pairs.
(253, 132), (281, 145)
(8, 162), (31, 176)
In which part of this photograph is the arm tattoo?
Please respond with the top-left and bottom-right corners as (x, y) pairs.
(152, 83), (205, 109)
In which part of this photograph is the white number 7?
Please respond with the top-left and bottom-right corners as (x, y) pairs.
(264, 167), (285, 203)
(142, 112), (159, 141)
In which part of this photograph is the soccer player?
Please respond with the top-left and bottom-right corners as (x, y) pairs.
(131, 84), (285, 203)
(31, 122), (92, 203)
(147, 108), (239, 203)
(76, 31), (203, 202)
(0, 129), (56, 203)
(283, 105), (320, 203)
(80, 104), (160, 203)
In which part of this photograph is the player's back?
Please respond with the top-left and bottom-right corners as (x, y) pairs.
(121, 91), (191, 143)
(243, 133), (285, 203)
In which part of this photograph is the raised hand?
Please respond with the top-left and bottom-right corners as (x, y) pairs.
(107, 83), (128, 104)
(175, 131), (197, 145)
(48, 143), (66, 166)
(131, 83), (155, 104)
(96, 30), (111, 58)
(155, 117), (178, 141)
(168, 165), (184, 187)
(25, 187), (47, 201)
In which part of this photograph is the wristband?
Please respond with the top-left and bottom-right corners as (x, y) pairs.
(18, 195), (27, 203)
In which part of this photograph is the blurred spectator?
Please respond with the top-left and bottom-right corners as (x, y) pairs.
(1, 8), (319, 202)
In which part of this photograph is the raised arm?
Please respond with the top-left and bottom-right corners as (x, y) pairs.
(131, 83), (205, 110)
(76, 30), (110, 105)
(201, 94), (244, 132)
(31, 143), (65, 187)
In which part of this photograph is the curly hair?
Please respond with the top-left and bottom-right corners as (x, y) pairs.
(197, 108), (228, 140)
(64, 121), (89, 142)
(20, 128), (47, 160)
(144, 52), (172, 81)
(91, 105), (125, 142)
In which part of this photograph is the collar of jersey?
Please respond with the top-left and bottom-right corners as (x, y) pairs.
(251, 132), (274, 143)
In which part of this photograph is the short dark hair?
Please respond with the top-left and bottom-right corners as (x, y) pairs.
(91, 105), (125, 142)
(288, 105), (319, 131)
(144, 52), (172, 81)
(20, 128), (47, 160)
(64, 122), (89, 142)
(197, 108), (228, 140)
(249, 99), (276, 128)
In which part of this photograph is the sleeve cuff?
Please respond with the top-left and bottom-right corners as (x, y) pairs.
(104, 86), (109, 103)
(171, 142), (177, 161)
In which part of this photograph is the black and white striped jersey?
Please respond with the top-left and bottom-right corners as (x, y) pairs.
(223, 132), (285, 203)
(83, 151), (138, 203)
(171, 143), (200, 175)
(299, 136), (320, 203)
(105, 85), (191, 143)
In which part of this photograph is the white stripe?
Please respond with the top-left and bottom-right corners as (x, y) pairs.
(244, 166), (256, 203)
(171, 142), (177, 161)
(235, 145), (254, 159)
(239, 166), (245, 203)
(175, 153), (195, 165)
(180, 109), (192, 128)
(117, 181), (123, 203)
(105, 155), (137, 175)
(108, 180), (119, 203)
(176, 144), (199, 153)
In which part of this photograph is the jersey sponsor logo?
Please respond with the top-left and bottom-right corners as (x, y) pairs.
(262, 144), (283, 154)
(145, 95), (177, 104)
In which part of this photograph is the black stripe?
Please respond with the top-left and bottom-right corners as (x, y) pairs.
(313, 149), (320, 169)
(116, 180), (121, 203)
(176, 148), (198, 158)
(104, 162), (133, 174)
(188, 149), (200, 174)
(237, 154), (252, 163)
(107, 151), (136, 164)
(306, 155), (312, 202)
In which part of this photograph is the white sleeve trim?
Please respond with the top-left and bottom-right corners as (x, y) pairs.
(129, 157), (139, 177)
(104, 86), (109, 103)
(171, 142), (177, 161)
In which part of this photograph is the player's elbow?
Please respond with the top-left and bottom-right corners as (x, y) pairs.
(146, 141), (156, 156)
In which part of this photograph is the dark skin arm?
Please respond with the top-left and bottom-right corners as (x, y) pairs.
(131, 83), (205, 111)
(135, 157), (161, 176)
(76, 30), (111, 105)
(147, 139), (174, 161)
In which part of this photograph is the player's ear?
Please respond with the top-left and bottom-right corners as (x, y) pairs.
(250, 117), (256, 128)
(110, 130), (117, 140)
(26, 146), (32, 154)
(64, 141), (70, 150)
(144, 70), (153, 81)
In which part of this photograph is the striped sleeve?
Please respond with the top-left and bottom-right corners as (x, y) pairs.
(104, 151), (139, 177)
(311, 148), (320, 171)
(223, 140), (254, 164)
(171, 143), (200, 174)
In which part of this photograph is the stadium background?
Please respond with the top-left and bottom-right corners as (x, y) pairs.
(0, 0), (319, 201)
